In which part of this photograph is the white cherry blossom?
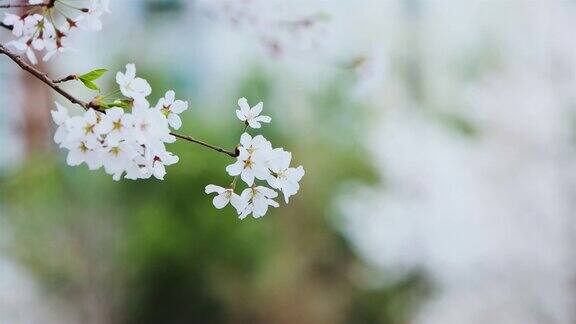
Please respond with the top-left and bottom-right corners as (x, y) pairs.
(116, 64), (152, 102)
(238, 186), (279, 219)
(64, 137), (102, 170)
(266, 148), (305, 203)
(144, 149), (179, 180)
(95, 107), (134, 146)
(51, 102), (69, 145)
(132, 104), (175, 152)
(226, 146), (270, 186)
(236, 97), (271, 129)
(101, 141), (137, 181)
(205, 185), (244, 212)
(154, 90), (188, 130)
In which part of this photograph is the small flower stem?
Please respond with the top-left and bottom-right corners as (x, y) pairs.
(230, 176), (238, 189)
(0, 42), (239, 159)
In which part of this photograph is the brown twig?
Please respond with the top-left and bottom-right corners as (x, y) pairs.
(0, 43), (239, 158)
(171, 132), (238, 158)
(53, 74), (77, 83)
(0, 3), (49, 9)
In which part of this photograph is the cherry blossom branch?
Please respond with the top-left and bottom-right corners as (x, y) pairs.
(171, 132), (238, 158)
(0, 42), (239, 158)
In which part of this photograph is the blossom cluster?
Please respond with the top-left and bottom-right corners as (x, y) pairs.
(2, 0), (109, 64)
(51, 64), (187, 180)
(205, 98), (305, 219)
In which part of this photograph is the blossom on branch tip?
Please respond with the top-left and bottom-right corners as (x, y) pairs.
(236, 97), (271, 128)
(154, 90), (188, 130)
(225, 133), (273, 186)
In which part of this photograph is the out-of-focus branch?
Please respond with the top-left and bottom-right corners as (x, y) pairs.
(0, 43), (239, 158)
(0, 0), (53, 9)
(0, 22), (13, 30)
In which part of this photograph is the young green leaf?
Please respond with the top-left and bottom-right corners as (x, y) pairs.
(80, 79), (100, 91)
(78, 68), (108, 82)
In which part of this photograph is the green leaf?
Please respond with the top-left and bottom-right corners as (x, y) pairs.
(78, 68), (108, 82)
(80, 79), (100, 91)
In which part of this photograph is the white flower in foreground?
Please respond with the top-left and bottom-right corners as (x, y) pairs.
(51, 102), (69, 145)
(238, 186), (279, 219)
(226, 146), (270, 186)
(116, 64), (152, 102)
(64, 137), (102, 170)
(267, 148), (305, 203)
(101, 141), (137, 181)
(143, 150), (179, 180)
(236, 97), (271, 129)
(67, 108), (101, 143)
(155, 90), (188, 129)
(239, 132), (272, 155)
(205, 185), (244, 212)
(95, 107), (134, 146)
(3, 14), (24, 37)
(132, 104), (175, 151)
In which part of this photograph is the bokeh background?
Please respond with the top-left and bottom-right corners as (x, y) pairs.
(2, 0), (576, 323)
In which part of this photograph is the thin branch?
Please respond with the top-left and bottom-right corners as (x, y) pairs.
(0, 3), (48, 9)
(53, 74), (76, 83)
(0, 42), (239, 158)
(0, 22), (13, 30)
(171, 132), (238, 158)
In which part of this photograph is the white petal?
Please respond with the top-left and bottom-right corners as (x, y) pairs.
(240, 169), (255, 186)
(251, 102), (263, 116)
(167, 114), (182, 129)
(239, 133), (252, 148)
(125, 63), (136, 80)
(225, 161), (244, 176)
(165, 90), (175, 104)
(238, 97), (250, 114)
(212, 194), (230, 209)
(205, 184), (226, 194)
(236, 109), (247, 121)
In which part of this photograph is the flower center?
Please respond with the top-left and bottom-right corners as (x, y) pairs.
(84, 123), (95, 135)
(109, 147), (120, 156)
(112, 120), (123, 131)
